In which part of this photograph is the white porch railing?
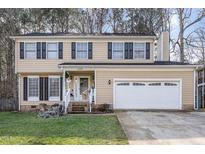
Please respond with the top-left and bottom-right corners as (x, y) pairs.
(64, 89), (70, 114)
(88, 88), (96, 112)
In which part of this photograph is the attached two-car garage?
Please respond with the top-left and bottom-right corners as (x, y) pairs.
(114, 79), (182, 110)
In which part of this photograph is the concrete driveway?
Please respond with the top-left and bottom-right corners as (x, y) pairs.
(116, 111), (205, 144)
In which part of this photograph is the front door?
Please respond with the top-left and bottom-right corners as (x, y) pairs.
(74, 76), (89, 101)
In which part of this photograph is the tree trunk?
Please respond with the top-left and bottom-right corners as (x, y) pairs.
(179, 9), (184, 63)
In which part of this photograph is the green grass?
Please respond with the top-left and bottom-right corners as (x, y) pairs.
(0, 112), (128, 145)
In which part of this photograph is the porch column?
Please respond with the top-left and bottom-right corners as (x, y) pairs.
(18, 74), (21, 111)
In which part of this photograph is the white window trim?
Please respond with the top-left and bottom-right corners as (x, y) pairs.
(24, 42), (37, 60)
(46, 42), (59, 59)
(133, 42), (146, 60)
(75, 42), (89, 60)
(27, 76), (39, 101)
(112, 42), (124, 60)
(48, 75), (61, 101)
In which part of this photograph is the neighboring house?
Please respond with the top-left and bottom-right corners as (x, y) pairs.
(11, 32), (197, 112)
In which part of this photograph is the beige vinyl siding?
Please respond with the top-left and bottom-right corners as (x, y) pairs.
(15, 38), (154, 73)
(95, 69), (194, 110)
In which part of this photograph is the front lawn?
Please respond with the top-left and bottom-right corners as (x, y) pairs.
(0, 112), (128, 145)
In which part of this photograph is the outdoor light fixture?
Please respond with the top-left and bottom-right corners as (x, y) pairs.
(108, 80), (111, 85)
(65, 71), (69, 79)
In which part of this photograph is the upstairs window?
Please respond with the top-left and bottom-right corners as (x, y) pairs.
(76, 42), (88, 59)
(112, 42), (124, 59)
(28, 77), (39, 101)
(49, 76), (60, 101)
(25, 43), (36, 59)
(47, 43), (58, 59)
(133, 43), (145, 59)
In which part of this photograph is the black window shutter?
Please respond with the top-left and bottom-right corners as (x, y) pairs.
(44, 77), (48, 100)
(39, 77), (44, 101)
(23, 77), (28, 101)
(60, 77), (63, 101)
(37, 42), (41, 59)
(20, 42), (24, 59)
(58, 42), (63, 59)
(124, 43), (129, 59)
(88, 42), (92, 59)
(146, 42), (150, 59)
(129, 42), (133, 59)
(108, 42), (112, 59)
(42, 42), (46, 59)
(71, 42), (76, 59)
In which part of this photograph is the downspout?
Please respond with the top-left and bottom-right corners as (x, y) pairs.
(194, 66), (199, 110)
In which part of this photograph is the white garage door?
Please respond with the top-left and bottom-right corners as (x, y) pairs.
(114, 80), (181, 109)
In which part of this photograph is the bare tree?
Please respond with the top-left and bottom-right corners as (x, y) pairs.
(173, 8), (205, 62)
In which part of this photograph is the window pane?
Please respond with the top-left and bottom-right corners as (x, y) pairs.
(77, 51), (87, 59)
(113, 43), (123, 50)
(47, 43), (58, 50)
(77, 42), (87, 50)
(26, 52), (36, 59)
(133, 43), (145, 59)
(113, 42), (123, 59)
(28, 78), (39, 97)
(113, 51), (123, 59)
(47, 52), (58, 59)
(49, 78), (60, 97)
(25, 43), (36, 50)
(76, 42), (88, 59)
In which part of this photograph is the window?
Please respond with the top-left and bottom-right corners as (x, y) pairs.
(76, 42), (88, 59)
(164, 82), (177, 86)
(49, 76), (60, 101)
(117, 82), (130, 86)
(133, 43), (145, 59)
(28, 77), (39, 101)
(133, 82), (145, 86)
(47, 43), (58, 59)
(25, 43), (36, 59)
(112, 42), (124, 59)
(198, 70), (203, 84)
(148, 82), (161, 86)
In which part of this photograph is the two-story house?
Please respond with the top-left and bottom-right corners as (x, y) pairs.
(11, 32), (197, 112)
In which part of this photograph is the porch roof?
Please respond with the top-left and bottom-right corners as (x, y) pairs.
(58, 61), (198, 69)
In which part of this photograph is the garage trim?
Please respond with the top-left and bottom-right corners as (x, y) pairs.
(113, 78), (183, 110)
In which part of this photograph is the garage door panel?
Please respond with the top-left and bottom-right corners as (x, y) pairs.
(114, 80), (181, 109)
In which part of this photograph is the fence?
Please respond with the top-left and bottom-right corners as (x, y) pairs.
(0, 98), (18, 111)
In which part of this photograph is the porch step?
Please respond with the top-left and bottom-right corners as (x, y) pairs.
(72, 106), (85, 112)
(68, 101), (89, 113)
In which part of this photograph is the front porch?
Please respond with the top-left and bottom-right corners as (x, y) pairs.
(63, 70), (96, 113)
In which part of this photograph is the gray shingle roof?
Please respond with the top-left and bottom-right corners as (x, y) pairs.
(14, 32), (156, 37)
(59, 61), (191, 66)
